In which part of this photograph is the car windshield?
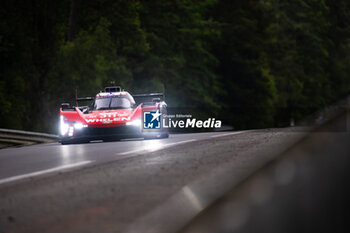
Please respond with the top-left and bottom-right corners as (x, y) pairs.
(92, 96), (132, 110)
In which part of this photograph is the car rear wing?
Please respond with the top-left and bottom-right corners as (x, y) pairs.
(75, 97), (94, 107)
(133, 93), (166, 108)
(133, 93), (165, 102)
(132, 93), (164, 98)
(76, 97), (94, 101)
(61, 103), (75, 111)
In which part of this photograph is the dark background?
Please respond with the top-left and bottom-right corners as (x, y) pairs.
(1, 0), (349, 133)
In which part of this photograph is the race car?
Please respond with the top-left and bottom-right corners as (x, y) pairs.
(59, 86), (168, 144)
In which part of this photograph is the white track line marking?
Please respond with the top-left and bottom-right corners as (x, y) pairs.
(210, 131), (244, 138)
(0, 160), (93, 185)
(118, 132), (247, 157)
(165, 139), (197, 147)
(117, 139), (197, 156)
(118, 149), (144, 156)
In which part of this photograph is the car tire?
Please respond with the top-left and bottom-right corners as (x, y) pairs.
(144, 133), (169, 140)
(61, 140), (72, 145)
(60, 138), (88, 145)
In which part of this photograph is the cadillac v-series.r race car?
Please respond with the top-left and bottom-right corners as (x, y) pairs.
(59, 86), (168, 144)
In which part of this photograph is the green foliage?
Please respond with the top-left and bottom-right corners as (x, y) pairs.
(212, 0), (278, 128)
(51, 18), (132, 98)
(1, 0), (350, 132)
(138, 0), (221, 112)
(326, 0), (350, 100)
(269, 0), (332, 124)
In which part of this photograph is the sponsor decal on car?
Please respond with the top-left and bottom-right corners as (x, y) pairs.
(85, 117), (130, 123)
(99, 112), (129, 118)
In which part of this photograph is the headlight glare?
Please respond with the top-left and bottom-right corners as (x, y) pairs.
(60, 115), (69, 135)
(126, 119), (141, 126)
(74, 122), (87, 129)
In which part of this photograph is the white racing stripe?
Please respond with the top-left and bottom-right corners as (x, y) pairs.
(0, 160), (93, 185)
(210, 131), (244, 138)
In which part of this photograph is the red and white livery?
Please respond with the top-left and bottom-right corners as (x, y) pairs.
(59, 86), (168, 144)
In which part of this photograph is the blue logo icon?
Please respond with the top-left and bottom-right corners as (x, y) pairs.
(143, 110), (161, 129)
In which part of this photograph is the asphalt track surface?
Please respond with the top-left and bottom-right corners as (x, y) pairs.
(0, 129), (305, 233)
(0, 132), (243, 184)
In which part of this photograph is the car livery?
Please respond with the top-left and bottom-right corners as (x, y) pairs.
(59, 86), (168, 144)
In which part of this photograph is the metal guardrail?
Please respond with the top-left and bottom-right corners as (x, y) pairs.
(0, 128), (59, 148)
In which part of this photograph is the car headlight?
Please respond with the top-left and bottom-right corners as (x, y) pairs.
(60, 115), (69, 135)
(126, 119), (141, 126)
(74, 122), (87, 129)
(60, 116), (87, 136)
